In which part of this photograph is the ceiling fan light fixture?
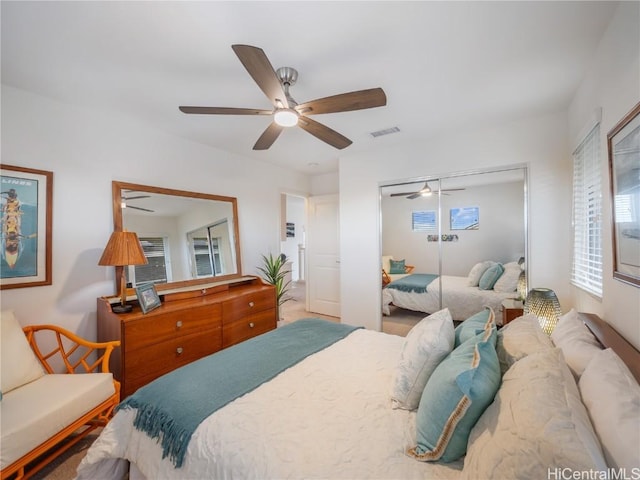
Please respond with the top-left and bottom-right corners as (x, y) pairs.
(420, 186), (432, 196)
(274, 108), (299, 127)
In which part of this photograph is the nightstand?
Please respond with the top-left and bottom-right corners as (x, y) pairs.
(501, 299), (524, 326)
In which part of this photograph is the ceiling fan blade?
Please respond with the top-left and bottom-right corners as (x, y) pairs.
(127, 205), (154, 213)
(297, 117), (352, 149)
(389, 192), (418, 197)
(441, 188), (465, 192)
(296, 88), (386, 115)
(253, 122), (284, 150)
(122, 195), (150, 201)
(179, 106), (272, 115)
(407, 193), (422, 200)
(231, 44), (289, 108)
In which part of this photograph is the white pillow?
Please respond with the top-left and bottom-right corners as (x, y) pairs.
(390, 308), (454, 410)
(1, 310), (45, 394)
(579, 348), (640, 470)
(493, 262), (522, 293)
(496, 313), (554, 375)
(461, 348), (607, 479)
(551, 309), (602, 378)
(467, 261), (494, 287)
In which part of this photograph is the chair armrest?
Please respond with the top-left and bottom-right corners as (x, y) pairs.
(405, 265), (415, 273)
(22, 324), (120, 375)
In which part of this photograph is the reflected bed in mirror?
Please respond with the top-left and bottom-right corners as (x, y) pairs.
(112, 181), (242, 292)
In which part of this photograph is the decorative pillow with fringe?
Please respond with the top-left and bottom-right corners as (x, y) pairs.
(407, 327), (501, 463)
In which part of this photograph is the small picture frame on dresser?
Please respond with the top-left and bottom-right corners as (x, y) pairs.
(136, 283), (161, 314)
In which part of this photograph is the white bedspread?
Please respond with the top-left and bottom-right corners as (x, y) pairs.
(382, 275), (517, 325)
(77, 329), (463, 480)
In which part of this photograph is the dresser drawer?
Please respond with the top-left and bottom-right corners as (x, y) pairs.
(124, 303), (222, 351)
(222, 289), (276, 324)
(124, 327), (222, 394)
(222, 308), (276, 348)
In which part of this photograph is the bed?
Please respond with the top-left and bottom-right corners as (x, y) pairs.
(76, 312), (640, 480)
(382, 274), (519, 325)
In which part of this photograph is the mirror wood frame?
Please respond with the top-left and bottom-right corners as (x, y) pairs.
(111, 181), (243, 293)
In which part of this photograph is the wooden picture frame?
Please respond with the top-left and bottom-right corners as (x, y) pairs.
(136, 282), (161, 314)
(607, 102), (640, 287)
(0, 164), (53, 289)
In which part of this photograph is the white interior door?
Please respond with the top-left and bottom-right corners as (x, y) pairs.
(307, 194), (340, 317)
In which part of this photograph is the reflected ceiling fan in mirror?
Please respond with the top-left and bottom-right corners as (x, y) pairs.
(179, 44), (387, 150)
(389, 182), (465, 199)
(121, 192), (154, 213)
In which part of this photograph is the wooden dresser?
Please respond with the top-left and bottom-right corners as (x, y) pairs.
(97, 276), (276, 398)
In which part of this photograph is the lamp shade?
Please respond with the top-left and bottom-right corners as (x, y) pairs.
(524, 288), (561, 335)
(517, 270), (527, 301)
(98, 231), (147, 267)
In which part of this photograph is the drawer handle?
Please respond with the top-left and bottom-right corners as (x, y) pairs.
(176, 320), (183, 329)
(176, 347), (183, 355)
(248, 301), (255, 308)
(249, 322), (255, 328)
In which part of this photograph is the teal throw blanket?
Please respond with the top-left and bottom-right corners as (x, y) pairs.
(116, 318), (361, 468)
(386, 273), (439, 293)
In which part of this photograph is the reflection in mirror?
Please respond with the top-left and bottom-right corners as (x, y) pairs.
(380, 167), (527, 327)
(112, 181), (241, 290)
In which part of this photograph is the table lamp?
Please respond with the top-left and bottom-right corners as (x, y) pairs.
(524, 287), (562, 335)
(98, 230), (148, 313)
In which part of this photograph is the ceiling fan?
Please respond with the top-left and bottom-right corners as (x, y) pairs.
(121, 193), (154, 213)
(389, 182), (465, 199)
(179, 44), (387, 150)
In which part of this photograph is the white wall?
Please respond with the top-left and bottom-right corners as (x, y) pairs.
(339, 111), (571, 331)
(382, 181), (525, 276)
(568, 1), (640, 348)
(1, 86), (310, 340)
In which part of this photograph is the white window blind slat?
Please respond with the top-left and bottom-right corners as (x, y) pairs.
(571, 124), (603, 297)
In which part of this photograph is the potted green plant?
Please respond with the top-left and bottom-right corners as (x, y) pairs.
(257, 253), (292, 318)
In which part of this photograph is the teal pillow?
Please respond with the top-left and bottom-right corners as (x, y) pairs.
(389, 259), (406, 274)
(478, 263), (504, 290)
(454, 307), (495, 347)
(408, 331), (501, 463)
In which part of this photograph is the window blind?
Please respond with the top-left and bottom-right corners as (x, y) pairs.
(571, 124), (602, 297)
(134, 237), (168, 285)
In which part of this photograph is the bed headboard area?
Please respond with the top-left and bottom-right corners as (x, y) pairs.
(579, 312), (640, 384)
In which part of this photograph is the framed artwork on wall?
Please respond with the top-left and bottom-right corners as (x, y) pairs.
(286, 222), (295, 238)
(607, 102), (640, 287)
(450, 206), (479, 230)
(0, 164), (53, 289)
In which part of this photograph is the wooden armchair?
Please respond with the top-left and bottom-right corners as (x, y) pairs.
(381, 255), (415, 286)
(1, 324), (120, 480)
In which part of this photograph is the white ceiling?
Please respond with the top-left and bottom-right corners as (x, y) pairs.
(1, 1), (617, 175)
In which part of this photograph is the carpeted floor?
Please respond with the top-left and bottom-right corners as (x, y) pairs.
(28, 282), (423, 479)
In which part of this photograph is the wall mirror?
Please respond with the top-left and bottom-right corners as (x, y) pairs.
(380, 166), (528, 326)
(111, 181), (242, 292)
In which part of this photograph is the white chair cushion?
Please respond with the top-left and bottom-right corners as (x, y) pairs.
(382, 255), (394, 273)
(1, 311), (45, 394)
(0, 373), (115, 468)
(579, 348), (640, 470)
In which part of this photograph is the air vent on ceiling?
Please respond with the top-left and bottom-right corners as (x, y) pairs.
(370, 126), (400, 138)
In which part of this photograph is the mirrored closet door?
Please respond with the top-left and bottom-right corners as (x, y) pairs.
(380, 167), (527, 326)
